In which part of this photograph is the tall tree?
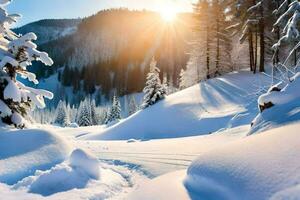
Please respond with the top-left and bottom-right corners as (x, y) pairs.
(141, 58), (167, 109)
(273, 0), (300, 81)
(54, 100), (70, 127)
(105, 95), (122, 124)
(0, 0), (53, 128)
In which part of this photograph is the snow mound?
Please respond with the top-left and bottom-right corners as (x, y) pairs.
(185, 123), (300, 200)
(13, 149), (100, 196)
(85, 71), (271, 140)
(69, 149), (100, 179)
(251, 73), (300, 134)
(0, 128), (70, 185)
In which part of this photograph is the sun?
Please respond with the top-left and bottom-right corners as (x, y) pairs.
(159, 6), (178, 23)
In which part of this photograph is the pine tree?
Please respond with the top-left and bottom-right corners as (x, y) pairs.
(128, 95), (138, 116)
(193, 0), (215, 79)
(0, 0), (53, 128)
(273, 0), (300, 81)
(90, 99), (99, 125)
(211, 0), (233, 76)
(54, 100), (69, 127)
(141, 59), (167, 109)
(77, 99), (93, 127)
(105, 95), (122, 124)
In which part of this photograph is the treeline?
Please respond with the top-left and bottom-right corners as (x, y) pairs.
(180, 0), (299, 89)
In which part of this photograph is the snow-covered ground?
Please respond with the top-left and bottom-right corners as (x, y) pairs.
(1, 71), (300, 199)
(84, 71), (271, 140)
(129, 123), (300, 200)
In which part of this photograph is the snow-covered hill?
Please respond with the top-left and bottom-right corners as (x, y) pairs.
(14, 19), (81, 45)
(84, 71), (272, 140)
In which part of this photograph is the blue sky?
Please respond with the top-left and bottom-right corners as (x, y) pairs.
(7, 0), (194, 27)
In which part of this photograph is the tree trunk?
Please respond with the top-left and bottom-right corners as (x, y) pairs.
(254, 29), (258, 74)
(259, 4), (265, 72)
(248, 31), (254, 72)
(206, 25), (210, 79)
(216, 16), (220, 76)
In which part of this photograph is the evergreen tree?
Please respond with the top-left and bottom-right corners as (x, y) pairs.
(0, 0), (53, 128)
(141, 59), (167, 109)
(90, 99), (99, 125)
(193, 0), (215, 79)
(54, 100), (69, 127)
(273, 0), (300, 81)
(211, 0), (233, 76)
(77, 99), (93, 127)
(105, 95), (122, 124)
(128, 95), (138, 116)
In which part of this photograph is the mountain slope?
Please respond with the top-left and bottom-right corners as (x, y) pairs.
(14, 19), (81, 45)
(84, 71), (272, 140)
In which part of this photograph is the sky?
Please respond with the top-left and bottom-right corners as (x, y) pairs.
(7, 0), (194, 27)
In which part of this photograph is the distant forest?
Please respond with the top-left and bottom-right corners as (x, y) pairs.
(16, 9), (194, 101)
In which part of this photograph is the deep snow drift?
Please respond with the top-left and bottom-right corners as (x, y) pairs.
(0, 127), (70, 185)
(85, 71), (272, 140)
(251, 72), (300, 134)
(129, 123), (300, 200)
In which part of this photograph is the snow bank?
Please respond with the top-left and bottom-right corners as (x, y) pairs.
(85, 71), (271, 140)
(185, 123), (300, 200)
(13, 149), (100, 196)
(258, 73), (300, 109)
(69, 149), (100, 179)
(0, 128), (70, 185)
(251, 73), (300, 134)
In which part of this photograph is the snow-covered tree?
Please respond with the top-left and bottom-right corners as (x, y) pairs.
(0, 0), (53, 128)
(90, 99), (100, 125)
(54, 100), (69, 127)
(141, 58), (167, 109)
(273, 0), (300, 81)
(76, 99), (93, 127)
(128, 95), (138, 116)
(105, 95), (122, 124)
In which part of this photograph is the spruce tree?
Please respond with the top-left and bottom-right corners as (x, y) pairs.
(273, 0), (300, 80)
(105, 95), (122, 124)
(0, 0), (53, 128)
(141, 58), (167, 109)
(54, 100), (69, 127)
(77, 99), (93, 127)
(128, 95), (138, 116)
(90, 99), (99, 125)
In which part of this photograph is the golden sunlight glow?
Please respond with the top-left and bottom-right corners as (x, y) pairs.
(159, 4), (178, 23)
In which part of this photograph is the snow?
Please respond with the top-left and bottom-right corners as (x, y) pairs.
(0, 99), (11, 117)
(258, 72), (300, 107)
(184, 123), (300, 200)
(0, 128), (70, 185)
(252, 72), (300, 134)
(127, 123), (300, 200)
(4, 81), (21, 102)
(84, 71), (271, 140)
(2, 70), (300, 199)
(69, 149), (100, 180)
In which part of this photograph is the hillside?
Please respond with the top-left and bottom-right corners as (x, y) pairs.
(84, 71), (272, 140)
(18, 10), (194, 107)
(14, 19), (81, 45)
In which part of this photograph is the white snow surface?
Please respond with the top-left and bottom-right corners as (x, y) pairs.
(251, 72), (300, 134)
(0, 127), (71, 185)
(69, 149), (100, 180)
(85, 71), (271, 140)
(129, 123), (300, 200)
